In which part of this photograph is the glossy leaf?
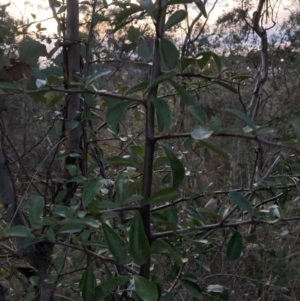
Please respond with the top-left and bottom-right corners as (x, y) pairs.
(194, 258), (211, 272)
(86, 70), (111, 85)
(125, 81), (149, 95)
(137, 0), (156, 16)
(107, 156), (142, 171)
(58, 224), (82, 234)
(65, 120), (79, 130)
(45, 229), (56, 243)
(164, 147), (185, 189)
(227, 231), (243, 261)
(180, 277), (202, 299)
(133, 276), (159, 301)
(191, 126), (213, 140)
(228, 192), (252, 214)
(114, 4), (143, 23)
(19, 39), (47, 66)
(153, 97), (171, 129)
(146, 71), (176, 92)
(51, 204), (77, 218)
(227, 109), (256, 130)
(81, 264), (96, 301)
(278, 190), (289, 205)
(164, 10), (187, 31)
(196, 52), (211, 70)
(82, 178), (106, 207)
(27, 195), (44, 228)
(96, 276), (129, 299)
(160, 38), (179, 70)
(194, 0), (207, 18)
(213, 80), (238, 94)
(128, 26), (140, 43)
(151, 239), (182, 267)
(115, 173), (126, 203)
(180, 57), (195, 72)
(102, 223), (127, 262)
(169, 80), (194, 105)
(211, 52), (222, 72)
(146, 188), (180, 204)
(6, 226), (31, 238)
(129, 213), (150, 265)
(106, 101), (133, 127)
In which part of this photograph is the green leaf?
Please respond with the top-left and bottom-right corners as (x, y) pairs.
(51, 204), (77, 218)
(81, 264), (96, 301)
(278, 190), (289, 205)
(180, 57), (195, 72)
(125, 81), (149, 95)
(188, 105), (207, 125)
(163, 147), (185, 189)
(151, 239), (182, 267)
(146, 188), (180, 204)
(153, 97), (171, 129)
(199, 140), (229, 160)
(138, 42), (150, 58)
(191, 126), (213, 140)
(227, 109), (256, 130)
(6, 226), (31, 238)
(213, 80), (238, 94)
(82, 178), (106, 207)
(102, 223), (127, 262)
(114, 4), (143, 23)
(18, 237), (42, 249)
(226, 231), (243, 261)
(137, 0), (156, 17)
(160, 38), (179, 70)
(57, 5), (66, 14)
(65, 120), (79, 130)
(96, 276), (129, 299)
(86, 70), (111, 85)
(194, 258), (210, 272)
(58, 224), (82, 234)
(107, 156), (142, 171)
(45, 229), (56, 243)
(19, 40), (47, 66)
(124, 194), (143, 204)
(292, 122), (300, 143)
(27, 195), (44, 228)
(228, 192), (253, 214)
(128, 26), (140, 43)
(0, 82), (18, 90)
(169, 80), (194, 105)
(106, 101), (134, 127)
(194, 0), (207, 18)
(61, 217), (100, 228)
(180, 277), (202, 299)
(133, 276), (159, 301)
(146, 71), (176, 92)
(196, 52), (211, 70)
(129, 213), (150, 265)
(211, 53), (222, 72)
(115, 172), (126, 203)
(230, 74), (252, 81)
(164, 292), (174, 301)
(164, 10), (187, 31)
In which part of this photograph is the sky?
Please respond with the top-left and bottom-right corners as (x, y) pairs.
(0, 0), (296, 35)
